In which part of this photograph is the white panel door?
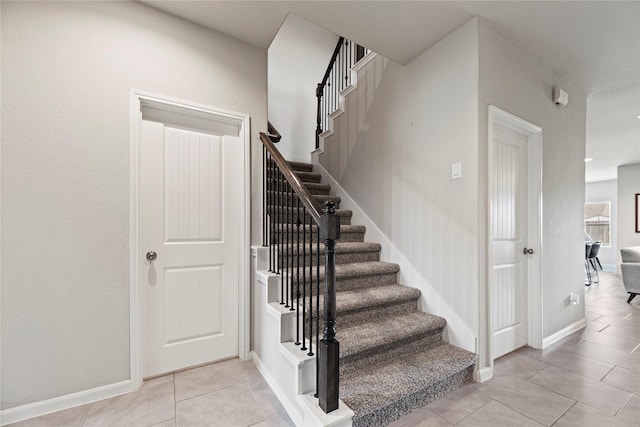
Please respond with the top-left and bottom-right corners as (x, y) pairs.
(142, 120), (239, 378)
(491, 123), (529, 359)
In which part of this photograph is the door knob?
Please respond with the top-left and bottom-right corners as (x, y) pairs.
(523, 248), (534, 255)
(146, 251), (157, 261)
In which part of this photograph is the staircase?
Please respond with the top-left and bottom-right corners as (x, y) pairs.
(271, 160), (476, 427)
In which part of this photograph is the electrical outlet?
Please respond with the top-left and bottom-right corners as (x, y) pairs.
(569, 293), (580, 305)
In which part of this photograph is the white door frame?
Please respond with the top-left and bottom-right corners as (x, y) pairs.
(129, 89), (251, 387)
(488, 105), (543, 369)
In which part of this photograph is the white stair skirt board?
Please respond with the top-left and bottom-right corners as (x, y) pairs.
(0, 380), (136, 426)
(542, 318), (587, 348)
(251, 262), (355, 427)
(251, 351), (305, 427)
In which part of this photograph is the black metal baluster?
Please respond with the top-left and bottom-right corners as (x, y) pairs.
(301, 206), (308, 352)
(262, 146), (266, 246)
(289, 184), (295, 311)
(270, 161), (276, 273)
(308, 219), (314, 357)
(269, 156), (277, 273)
(315, 224), (320, 398)
(284, 181), (290, 308)
(295, 196), (301, 344)
(344, 39), (349, 89)
(278, 171), (284, 304)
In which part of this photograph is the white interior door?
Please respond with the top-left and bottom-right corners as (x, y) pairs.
(491, 123), (529, 359)
(142, 119), (240, 378)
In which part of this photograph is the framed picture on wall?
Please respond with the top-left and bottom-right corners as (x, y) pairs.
(636, 193), (640, 233)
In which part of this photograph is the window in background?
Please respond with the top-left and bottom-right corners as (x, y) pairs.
(585, 201), (611, 246)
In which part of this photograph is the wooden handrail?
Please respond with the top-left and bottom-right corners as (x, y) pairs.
(266, 121), (282, 143)
(260, 132), (322, 224)
(320, 37), (345, 89)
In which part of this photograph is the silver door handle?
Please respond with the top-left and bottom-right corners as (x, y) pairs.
(523, 248), (534, 255)
(146, 251), (157, 261)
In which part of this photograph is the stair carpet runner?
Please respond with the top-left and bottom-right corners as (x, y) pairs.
(270, 160), (476, 427)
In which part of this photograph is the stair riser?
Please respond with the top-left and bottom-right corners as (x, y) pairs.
(280, 271), (397, 293)
(270, 229), (364, 243)
(339, 300), (418, 330)
(303, 299), (420, 336)
(278, 250), (380, 266)
(303, 185), (331, 195)
(267, 169), (321, 183)
(271, 178), (328, 192)
(340, 330), (444, 373)
(350, 366), (474, 427)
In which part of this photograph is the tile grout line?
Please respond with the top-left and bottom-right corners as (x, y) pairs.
(245, 375), (270, 427)
(172, 374), (178, 427)
(613, 393), (634, 418)
(549, 401), (578, 426)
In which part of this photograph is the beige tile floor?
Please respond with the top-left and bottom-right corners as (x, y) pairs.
(8, 358), (294, 427)
(389, 271), (640, 426)
(9, 272), (640, 426)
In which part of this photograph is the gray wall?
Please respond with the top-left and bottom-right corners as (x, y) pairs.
(316, 16), (588, 371)
(1, 1), (266, 409)
(268, 14), (338, 162)
(320, 19), (481, 353)
(478, 19), (587, 346)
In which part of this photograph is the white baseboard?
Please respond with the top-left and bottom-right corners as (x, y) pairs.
(0, 380), (137, 426)
(250, 351), (304, 427)
(474, 367), (493, 383)
(542, 318), (586, 348)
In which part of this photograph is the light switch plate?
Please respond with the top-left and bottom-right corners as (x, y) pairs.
(451, 162), (462, 180)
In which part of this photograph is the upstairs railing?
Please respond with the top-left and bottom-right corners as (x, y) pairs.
(261, 126), (340, 413)
(316, 37), (370, 148)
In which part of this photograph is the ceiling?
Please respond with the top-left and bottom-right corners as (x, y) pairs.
(143, 1), (640, 183)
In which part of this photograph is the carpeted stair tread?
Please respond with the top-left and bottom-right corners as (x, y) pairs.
(341, 343), (476, 426)
(283, 261), (399, 290)
(339, 311), (446, 359)
(334, 260), (399, 279)
(294, 170), (322, 183)
(267, 160), (313, 172)
(287, 161), (314, 172)
(280, 241), (381, 255)
(274, 224), (365, 235)
(302, 182), (331, 195)
(335, 284), (420, 313)
(268, 205), (352, 218)
(272, 224), (365, 242)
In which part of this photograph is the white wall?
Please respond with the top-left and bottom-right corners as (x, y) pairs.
(319, 20), (481, 353)
(268, 14), (338, 162)
(585, 180), (618, 270)
(1, 1), (266, 410)
(617, 163), (640, 266)
(478, 19), (587, 349)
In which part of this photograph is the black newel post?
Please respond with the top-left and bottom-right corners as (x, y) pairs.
(315, 83), (323, 150)
(318, 201), (340, 413)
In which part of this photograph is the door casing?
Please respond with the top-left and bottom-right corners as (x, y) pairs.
(487, 105), (543, 370)
(129, 90), (250, 387)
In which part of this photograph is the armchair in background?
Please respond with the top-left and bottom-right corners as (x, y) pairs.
(620, 246), (640, 303)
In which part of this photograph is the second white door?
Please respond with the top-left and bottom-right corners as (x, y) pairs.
(491, 122), (529, 359)
(142, 119), (240, 378)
